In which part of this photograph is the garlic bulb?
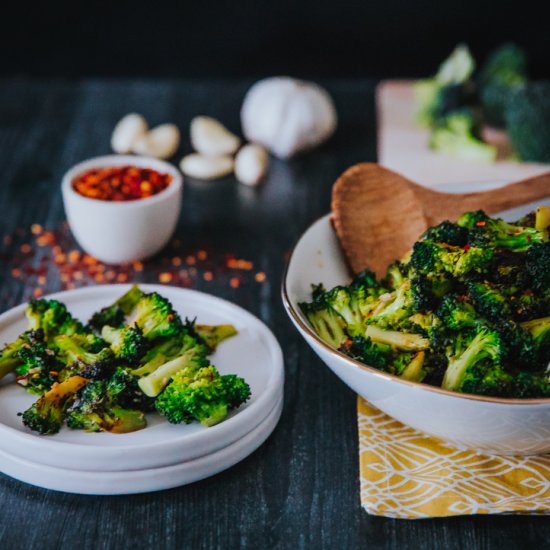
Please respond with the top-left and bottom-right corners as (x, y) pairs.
(240, 77), (337, 159)
(180, 154), (234, 180)
(133, 124), (180, 159)
(234, 144), (269, 186)
(191, 116), (241, 156)
(111, 113), (148, 154)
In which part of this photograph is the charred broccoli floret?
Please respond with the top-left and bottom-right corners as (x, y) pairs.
(21, 375), (89, 434)
(87, 284), (143, 331)
(0, 330), (46, 380)
(66, 372), (147, 433)
(155, 365), (250, 427)
(15, 330), (59, 395)
(127, 292), (183, 340)
(437, 295), (480, 331)
(338, 336), (391, 371)
(193, 323), (238, 352)
(421, 220), (468, 247)
(526, 243), (550, 292)
(26, 299), (84, 340)
(101, 325), (149, 362)
(467, 281), (511, 322)
(442, 327), (502, 391)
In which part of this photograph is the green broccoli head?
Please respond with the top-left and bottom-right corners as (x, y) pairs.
(410, 270), (452, 312)
(101, 325), (149, 363)
(338, 336), (391, 371)
(127, 292), (183, 340)
(506, 81), (550, 163)
(26, 299), (84, 340)
(155, 365), (250, 427)
(87, 284), (144, 332)
(367, 281), (415, 330)
(442, 327), (502, 391)
(421, 220), (469, 247)
(15, 330), (59, 395)
(0, 329), (47, 379)
(526, 243), (550, 293)
(458, 362), (514, 397)
(411, 240), (493, 278)
(512, 372), (550, 398)
(437, 295), (480, 331)
(21, 375), (89, 434)
(467, 281), (511, 323)
(479, 43), (528, 127)
(53, 334), (114, 380)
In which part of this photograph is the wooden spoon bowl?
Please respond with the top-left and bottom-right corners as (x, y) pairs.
(331, 163), (550, 276)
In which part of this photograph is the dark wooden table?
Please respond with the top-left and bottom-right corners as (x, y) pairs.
(0, 78), (548, 549)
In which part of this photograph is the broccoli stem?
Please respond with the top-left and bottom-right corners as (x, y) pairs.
(400, 351), (426, 382)
(365, 326), (430, 351)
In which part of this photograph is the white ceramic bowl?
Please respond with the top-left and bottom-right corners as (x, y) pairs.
(283, 209), (550, 456)
(62, 155), (183, 264)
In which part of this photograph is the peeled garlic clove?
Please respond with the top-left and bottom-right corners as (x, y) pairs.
(133, 124), (180, 159)
(191, 116), (241, 156)
(240, 77), (337, 159)
(111, 113), (148, 154)
(180, 154), (234, 180)
(234, 144), (269, 186)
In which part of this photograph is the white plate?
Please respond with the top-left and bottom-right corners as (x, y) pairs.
(0, 285), (284, 471)
(0, 393), (283, 495)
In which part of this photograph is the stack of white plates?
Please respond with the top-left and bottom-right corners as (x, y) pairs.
(0, 285), (284, 495)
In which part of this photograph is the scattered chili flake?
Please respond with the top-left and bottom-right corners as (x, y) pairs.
(463, 244), (471, 251)
(72, 166), (172, 202)
(159, 272), (173, 283)
(255, 272), (267, 283)
(11, 268), (21, 278)
(33, 288), (43, 298)
(117, 273), (128, 283)
(68, 250), (81, 263)
(37, 276), (47, 286)
(475, 221), (486, 227)
(171, 257), (182, 267)
(197, 250), (207, 261)
(229, 277), (240, 289)
(3, 235), (12, 245)
(203, 271), (213, 281)
(133, 261), (144, 272)
(20, 243), (32, 253)
(31, 224), (43, 235)
(186, 255), (196, 265)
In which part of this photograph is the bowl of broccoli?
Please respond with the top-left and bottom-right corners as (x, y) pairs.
(283, 202), (550, 455)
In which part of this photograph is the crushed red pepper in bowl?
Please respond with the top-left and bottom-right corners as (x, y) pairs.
(72, 166), (172, 202)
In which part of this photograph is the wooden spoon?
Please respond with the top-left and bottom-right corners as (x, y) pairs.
(331, 163), (550, 277)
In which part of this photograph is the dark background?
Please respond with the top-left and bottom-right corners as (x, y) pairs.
(2, 0), (549, 79)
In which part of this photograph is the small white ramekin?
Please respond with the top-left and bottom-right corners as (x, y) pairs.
(62, 155), (183, 264)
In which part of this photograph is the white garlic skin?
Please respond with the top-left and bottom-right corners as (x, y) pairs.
(234, 144), (269, 186)
(180, 154), (234, 180)
(191, 116), (241, 156)
(133, 123), (180, 159)
(111, 113), (148, 154)
(240, 77), (337, 159)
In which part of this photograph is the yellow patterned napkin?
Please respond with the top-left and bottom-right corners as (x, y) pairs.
(358, 397), (550, 518)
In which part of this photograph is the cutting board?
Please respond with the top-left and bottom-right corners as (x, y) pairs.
(376, 80), (550, 189)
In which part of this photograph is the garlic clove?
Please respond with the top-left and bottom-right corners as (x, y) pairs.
(111, 113), (148, 154)
(133, 124), (180, 159)
(191, 116), (241, 156)
(240, 77), (337, 159)
(234, 144), (269, 186)
(180, 154), (234, 180)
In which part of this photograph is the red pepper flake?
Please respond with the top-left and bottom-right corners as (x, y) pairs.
(475, 221), (486, 227)
(203, 271), (213, 281)
(133, 261), (144, 272)
(11, 268), (21, 278)
(31, 224), (43, 235)
(72, 166), (171, 202)
(37, 275), (47, 286)
(197, 250), (207, 261)
(20, 243), (32, 254)
(186, 255), (196, 265)
(117, 273), (128, 283)
(255, 271), (267, 283)
(159, 272), (173, 283)
(463, 244), (471, 251)
(33, 288), (43, 298)
(171, 257), (182, 267)
(229, 277), (240, 288)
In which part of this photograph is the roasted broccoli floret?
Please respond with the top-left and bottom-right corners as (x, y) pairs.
(478, 43), (528, 128)
(526, 243), (550, 292)
(87, 284), (143, 331)
(442, 327), (502, 391)
(126, 292), (183, 340)
(467, 281), (511, 322)
(437, 295), (480, 331)
(520, 317), (550, 349)
(429, 110), (497, 162)
(299, 285), (347, 349)
(365, 325), (430, 352)
(410, 271), (452, 311)
(0, 330), (46, 380)
(66, 371), (147, 433)
(155, 365), (250, 426)
(505, 81), (550, 163)
(421, 220), (468, 247)
(101, 325), (149, 362)
(367, 281), (415, 330)
(411, 240), (493, 278)
(193, 323), (238, 352)
(21, 375), (89, 434)
(15, 330), (59, 395)
(338, 336), (391, 371)
(53, 334), (114, 380)
(458, 362), (514, 397)
(26, 299), (84, 340)
(512, 372), (550, 398)
(459, 210), (548, 251)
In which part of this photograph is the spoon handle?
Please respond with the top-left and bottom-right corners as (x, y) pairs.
(423, 172), (550, 224)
